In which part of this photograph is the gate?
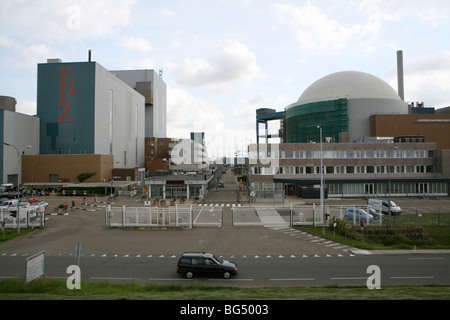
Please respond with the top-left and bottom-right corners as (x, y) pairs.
(106, 205), (192, 228)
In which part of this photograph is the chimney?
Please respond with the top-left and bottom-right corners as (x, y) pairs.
(397, 50), (404, 101)
(88, 50), (92, 62)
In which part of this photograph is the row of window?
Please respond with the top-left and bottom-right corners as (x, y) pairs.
(252, 165), (434, 175)
(251, 182), (448, 196)
(249, 149), (434, 159)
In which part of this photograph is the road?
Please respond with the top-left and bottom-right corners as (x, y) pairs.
(0, 170), (449, 288)
(0, 251), (449, 287)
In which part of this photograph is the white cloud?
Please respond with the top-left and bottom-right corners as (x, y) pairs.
(0, 0), (136, 40)
(273, 3), (365, 55)
(387, 51), (450, 108)
(172, 39), (263, 90)
(0, 36), (62, 70)
(16, 98), (37, 116)
(120, 36), (152, 52)
(360, 0), (450, 22)
(167, 87), (257, 157)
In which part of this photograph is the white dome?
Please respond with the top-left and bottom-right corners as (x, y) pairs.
(296, 71), (402, 106)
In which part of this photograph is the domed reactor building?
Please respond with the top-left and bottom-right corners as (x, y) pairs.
(285, 71), (408, 144)
(250, 54), (450, 202)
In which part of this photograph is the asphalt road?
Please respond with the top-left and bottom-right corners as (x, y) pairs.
(0, 171), (449, 287)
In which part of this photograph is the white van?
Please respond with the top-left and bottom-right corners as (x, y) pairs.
(368, 199), (402, 215)
(0, 199), (19, 212)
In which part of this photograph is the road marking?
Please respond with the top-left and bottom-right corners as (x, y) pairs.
(269, 278), (314, 281)
(407, 258), (445, 260)
(90, 277), (134, 281)
(149, 278), (192, 281)
(330, 277), (367, 280)
(390, 276), (435, 279)
(209, 278), (254, 282)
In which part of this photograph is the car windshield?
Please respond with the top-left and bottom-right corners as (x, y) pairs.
(0, 201), (9, 206)
(212, 255), (223, 264)
(389, 201), (396, 207)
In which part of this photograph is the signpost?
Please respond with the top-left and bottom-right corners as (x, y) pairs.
(26, 251), (45, 283)
(75, 242), (84, 266)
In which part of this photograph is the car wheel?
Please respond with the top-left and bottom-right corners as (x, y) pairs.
(185, 271), (194, 279)
(223, 271), (231, 279)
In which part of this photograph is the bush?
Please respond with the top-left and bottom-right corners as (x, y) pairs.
(337, 222), (436, 247)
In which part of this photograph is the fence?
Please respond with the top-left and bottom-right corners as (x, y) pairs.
(105, 204), (223, 229)
(106, 205), (192, 228)
(0, 206), (46, 230)
(232, 205), (384, 227)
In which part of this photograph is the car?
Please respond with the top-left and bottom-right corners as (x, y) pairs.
(344, 208), (374, 223)
(30, 201), (48, 209)
(367, 199), (402, 215)
(176, 252), (237, 279)
(25, 197), (39, 204)
(218, 181), (224, 187)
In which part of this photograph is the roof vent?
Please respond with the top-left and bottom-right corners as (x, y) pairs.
(47, 58), (62, 63)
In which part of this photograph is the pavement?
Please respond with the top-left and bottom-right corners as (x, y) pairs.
(2, 182), (449, 256)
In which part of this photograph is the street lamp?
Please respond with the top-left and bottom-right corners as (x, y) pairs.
(317, 125), (325, 236)
(3, 143), (31, 235)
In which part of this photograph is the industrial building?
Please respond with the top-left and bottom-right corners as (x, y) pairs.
(0, 96), (39, 185)
(1, 56), (170, 187)
(250, 51), (450, 199)
(111, 69), (167, 138)
(37, 58), (145, 169)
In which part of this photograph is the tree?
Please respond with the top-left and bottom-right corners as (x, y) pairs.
(77, 172), (96, 183)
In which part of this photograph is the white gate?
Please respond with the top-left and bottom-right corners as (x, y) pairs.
(106, 205), (192, 229)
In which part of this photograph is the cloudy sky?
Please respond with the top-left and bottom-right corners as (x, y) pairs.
(1, 0), (449, 158)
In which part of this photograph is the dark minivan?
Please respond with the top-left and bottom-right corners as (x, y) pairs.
(177, 252), (238, 279)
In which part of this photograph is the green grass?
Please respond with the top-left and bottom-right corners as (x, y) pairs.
(0, 227), (37, 242)
(0, 278), (449, 300)
(297, 215), (450, 250)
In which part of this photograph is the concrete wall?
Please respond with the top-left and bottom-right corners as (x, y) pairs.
(21, 154), (113, 183)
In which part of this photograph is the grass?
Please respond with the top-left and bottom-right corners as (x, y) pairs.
(0, 227), (37, 242)
(0, 278), (449, 300)
(297, 213), (450, 250)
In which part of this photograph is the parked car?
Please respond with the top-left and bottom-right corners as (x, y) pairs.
(367, 199), (402, 215)
(25, 197), (39, 204)
(218, 181), (224, 187)
(31, 201), (48, 210)
(344, 208), (374, 223)
(177, 252), (237, 279)
(0, 199), (19, 213)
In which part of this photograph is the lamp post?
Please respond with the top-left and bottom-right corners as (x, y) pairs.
(317, 125), (325, 236)
(388, 146), (398, 225)
(3, 143), (32, 235)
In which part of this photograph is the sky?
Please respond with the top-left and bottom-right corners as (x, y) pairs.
(1, 0), (449, 159)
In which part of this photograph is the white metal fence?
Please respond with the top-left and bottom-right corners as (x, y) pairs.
(106, 205), (193, 228)
(0, 206), (46, 229)
(105, 204), (225, 229)
(232, 205), (383, 227)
